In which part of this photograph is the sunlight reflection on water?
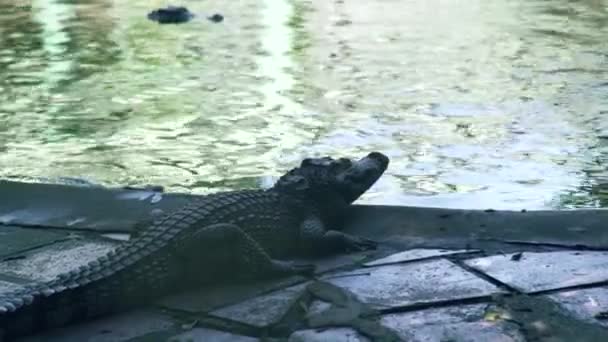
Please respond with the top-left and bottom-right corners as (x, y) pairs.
(0, 0), (607, 209)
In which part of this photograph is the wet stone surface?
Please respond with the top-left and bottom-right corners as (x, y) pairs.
(289, 328), (367, 342)
(363, 248), (478, 267)
(548, 287), (608, 328)
(167, 327), (258, 342)
(381, 304), (524, 342)
(19, 310), (178, 342)
(465, 251), (608, 293)
(322, 259), (502, 309)
(291, 305), (525, 342)
(5, 231), (608, 341)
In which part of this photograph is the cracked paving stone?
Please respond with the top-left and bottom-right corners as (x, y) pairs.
(1, 239), (117, 282)
(494, 294), (608, 341)
(364, 248), (478, 267)
(547, 287), (608, 328)
(19, 310), (177, 342)
(291, 304), (524, 342)
(322, 259), (501, 309)
(381, 304), (524, 341)
(465, 251), (608, 293)
(209, 283), (308, 327)
(289, 328), (368, 342)
(168, 327), (258, 342)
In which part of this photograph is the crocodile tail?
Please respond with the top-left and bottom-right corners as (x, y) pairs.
(0, 239), (174, 339)
(0, 280), (74, 339)
(0, 258), (121, 340)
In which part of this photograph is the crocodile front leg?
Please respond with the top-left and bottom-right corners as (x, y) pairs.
(299, 216), (377, 255)
(176, 223), (315, 281)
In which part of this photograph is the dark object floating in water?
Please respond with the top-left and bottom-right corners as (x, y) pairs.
(147, 6), (194, 24)
(208, 13), (224, 23)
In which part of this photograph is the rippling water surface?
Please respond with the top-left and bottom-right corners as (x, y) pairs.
(0, 0), (607, 209)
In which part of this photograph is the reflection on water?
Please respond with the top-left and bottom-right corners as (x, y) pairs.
(0, 0), (607, 209)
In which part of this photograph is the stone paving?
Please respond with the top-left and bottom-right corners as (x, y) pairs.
(1, 181), (608, 341)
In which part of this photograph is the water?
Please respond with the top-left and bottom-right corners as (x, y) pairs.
(0, 0), (607, 210)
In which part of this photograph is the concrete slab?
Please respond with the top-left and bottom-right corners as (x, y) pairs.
(0, 226), (67, 258)
(345, 205), (608, 249)
(19, 310), (178, 342)
(4, 178), (608, 248)
(323, 259), (501, 309)
(465, 251), (608, 293)
(2, 239), (117, 282)
(168, 327), (258, 342)
(292, 305), (524, 342)
(210, 283), (308, 328)
(289, 328), (368, 342)
(548, 287), (608, 328)
(364, 248), (478, 267)
(493, 294), (608, 341)
(381, 304), (524, 342)
(0, 180), (190, 232)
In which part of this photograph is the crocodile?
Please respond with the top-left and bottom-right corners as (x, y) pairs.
(147, 6), (194, 24)
(0, 151), (389, 341)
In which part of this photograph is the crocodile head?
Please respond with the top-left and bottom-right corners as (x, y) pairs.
(275, 152), (389, 204)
